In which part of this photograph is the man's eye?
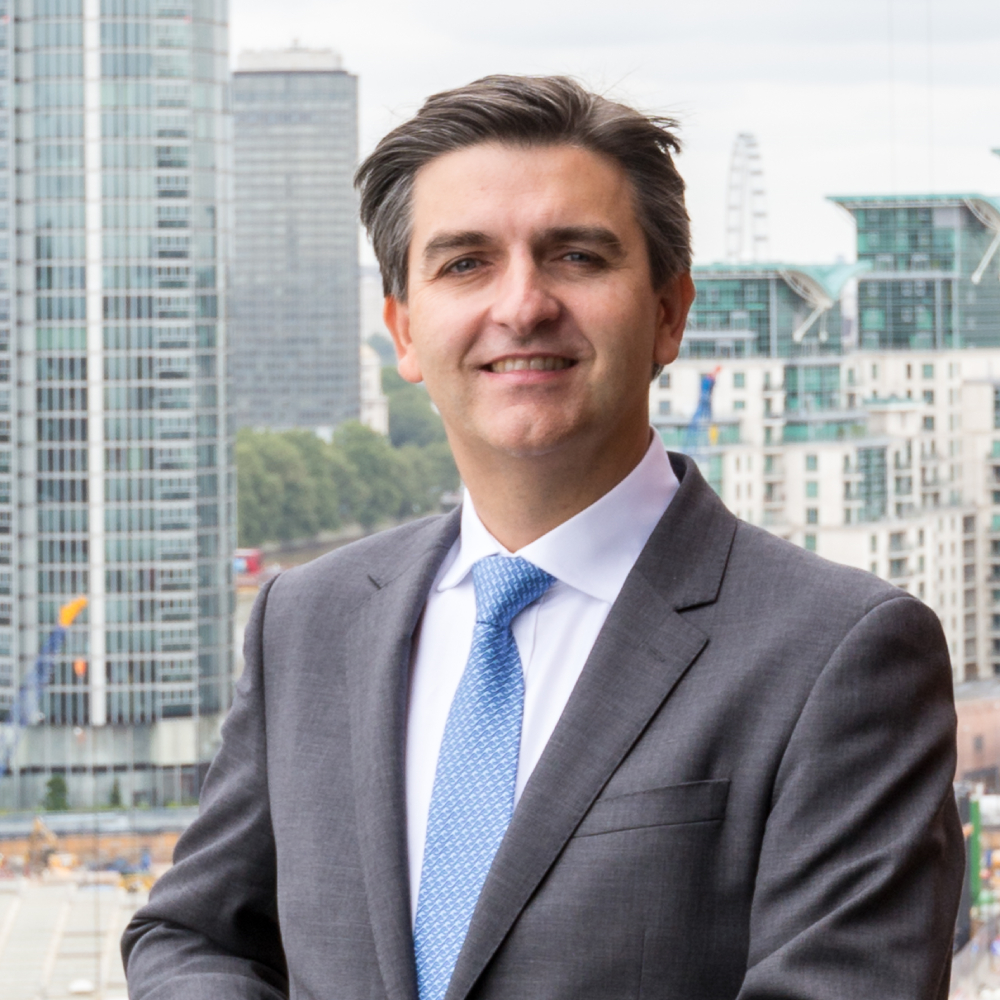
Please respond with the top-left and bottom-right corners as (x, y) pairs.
(447, 258), (479, 274)
(563, 251), (595, 264)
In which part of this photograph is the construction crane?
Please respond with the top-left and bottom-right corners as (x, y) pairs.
(0, 596), (88, 777)
(683, 368), (721, 460)
(725, 133), (770, 264)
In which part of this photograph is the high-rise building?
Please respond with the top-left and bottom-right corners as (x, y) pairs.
(682, 262), (867, 359)
(830, 194), (1000, 350)
(0, 0), (234, 809)
(230, 47), (359, 433)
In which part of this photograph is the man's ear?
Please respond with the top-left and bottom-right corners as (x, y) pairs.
(383, 295), (423, 384)
(653, 272), (695, 368)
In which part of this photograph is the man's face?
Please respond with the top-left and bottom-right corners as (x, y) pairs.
(385, 142), (693, 462)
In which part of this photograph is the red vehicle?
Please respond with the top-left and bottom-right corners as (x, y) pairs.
(234, 548), (263, 576)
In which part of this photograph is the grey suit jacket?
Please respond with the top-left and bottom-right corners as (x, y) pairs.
(123, 453), (963, 1000)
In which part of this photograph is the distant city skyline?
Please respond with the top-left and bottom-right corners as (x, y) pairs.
(228, 0), (1000, 268)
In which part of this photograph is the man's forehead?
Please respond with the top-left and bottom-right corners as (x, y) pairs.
(409, 142), (636, 242)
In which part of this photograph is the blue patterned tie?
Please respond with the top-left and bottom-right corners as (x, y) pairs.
(413, 554), (555, 1000)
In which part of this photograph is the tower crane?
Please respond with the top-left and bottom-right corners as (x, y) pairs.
(683, 368), (722, 460)
(0, 596), (88, 777)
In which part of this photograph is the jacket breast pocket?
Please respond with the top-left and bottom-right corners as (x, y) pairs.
(573, 779), (730, 838)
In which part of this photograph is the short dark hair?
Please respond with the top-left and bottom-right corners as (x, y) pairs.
(355, 75), (691, 300)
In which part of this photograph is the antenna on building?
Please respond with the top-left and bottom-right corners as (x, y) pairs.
(725, 133), (770, 264)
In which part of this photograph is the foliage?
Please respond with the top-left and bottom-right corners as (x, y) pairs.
(109, 778), (122, 808)
(43, 773), (69, 811)
(381, 367), (449, 448)
(236, 398), (459, 546)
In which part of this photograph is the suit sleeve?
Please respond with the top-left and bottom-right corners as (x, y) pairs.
(737, 594), (964, 1000)
(121, 576), (289, 1000)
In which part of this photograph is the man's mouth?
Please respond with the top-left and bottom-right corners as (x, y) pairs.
(486, 356), (575, 373)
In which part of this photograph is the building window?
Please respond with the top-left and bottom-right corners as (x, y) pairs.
(658, 372), (670, 388)
(844, 509), (852, 525)
(906, 364), (912, 379)
(658, 400), (671, 415)
(733, 372), (745, 389)
(923, 416), (934, 431)
(870, 561), (878, 574)
(974, 735), (985, 753)
(805, 454), (817, 471)
(923, 364), (934, 379)
(804, 534), (816, 552)
(805, 481), (818, 498)
(806, 508), (818, 525)
(733, 400), (745, 410)
(870, 534), (878, 552)
(923, 390), (934, 405)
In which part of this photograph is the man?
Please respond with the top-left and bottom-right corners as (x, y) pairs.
(124, 76), (963, 999)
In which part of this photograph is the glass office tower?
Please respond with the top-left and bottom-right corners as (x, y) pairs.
(0, 0), (234, 808)
(230, 48), (359, 431)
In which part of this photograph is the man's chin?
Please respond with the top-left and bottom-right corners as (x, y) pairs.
(479, 421), (588, 461)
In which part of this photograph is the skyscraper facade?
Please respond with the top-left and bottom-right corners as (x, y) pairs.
(0, 0), (234, 809)
(830, 194), (1000, 350)
(230, 48), (359, 432)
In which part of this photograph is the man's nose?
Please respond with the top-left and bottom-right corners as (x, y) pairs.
(488, 258), (561, 335)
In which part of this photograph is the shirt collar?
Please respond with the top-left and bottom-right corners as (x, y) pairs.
(437, 433), (679, 604)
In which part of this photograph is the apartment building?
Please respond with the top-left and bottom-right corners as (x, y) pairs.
(652, 349), (1000, 682)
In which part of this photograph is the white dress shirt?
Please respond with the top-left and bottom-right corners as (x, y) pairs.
(405, 434), (680, 920)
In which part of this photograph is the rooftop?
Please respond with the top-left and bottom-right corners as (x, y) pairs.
(236, 47), (343, 73)
(829, 193), (1000, 218)
(693, 261), (871, 303)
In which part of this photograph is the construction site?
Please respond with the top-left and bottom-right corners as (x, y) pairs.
(0, 809), (187, 998)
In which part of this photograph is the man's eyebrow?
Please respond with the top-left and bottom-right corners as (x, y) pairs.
(422, 231), (492, 260)
(541, 226), (625, 258)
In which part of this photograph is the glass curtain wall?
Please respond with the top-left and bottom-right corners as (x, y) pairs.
(3, 0), (233, 809)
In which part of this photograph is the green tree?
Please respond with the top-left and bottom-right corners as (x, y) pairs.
(43, 773), (69, 811)
(109, 778), (122, 808)
(235, 413), (460, 546)
(236, 429), (320, 545)
(335, 422), (407, 529)
(282, 430), (342, 532)
(381, 367), (447, 448)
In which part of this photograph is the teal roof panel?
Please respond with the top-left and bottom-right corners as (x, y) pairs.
(692, 261), (871, 301)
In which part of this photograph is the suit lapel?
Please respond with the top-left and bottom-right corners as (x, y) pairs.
(444, 455), (737, 1000)
(346, 511), (461, 1000)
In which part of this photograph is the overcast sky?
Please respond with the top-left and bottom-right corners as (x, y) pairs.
(230, 0), (1000, 267)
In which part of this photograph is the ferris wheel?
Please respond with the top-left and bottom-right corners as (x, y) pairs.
(725, 132), (770, 264)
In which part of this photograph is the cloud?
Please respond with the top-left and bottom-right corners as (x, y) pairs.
(229, 0), (1000, 265)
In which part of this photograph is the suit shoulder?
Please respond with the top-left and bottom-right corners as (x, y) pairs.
(726, 518), (919, 622)
(266, 511), (459, 610)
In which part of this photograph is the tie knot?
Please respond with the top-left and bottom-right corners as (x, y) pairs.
(471, 555), (554, 629)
